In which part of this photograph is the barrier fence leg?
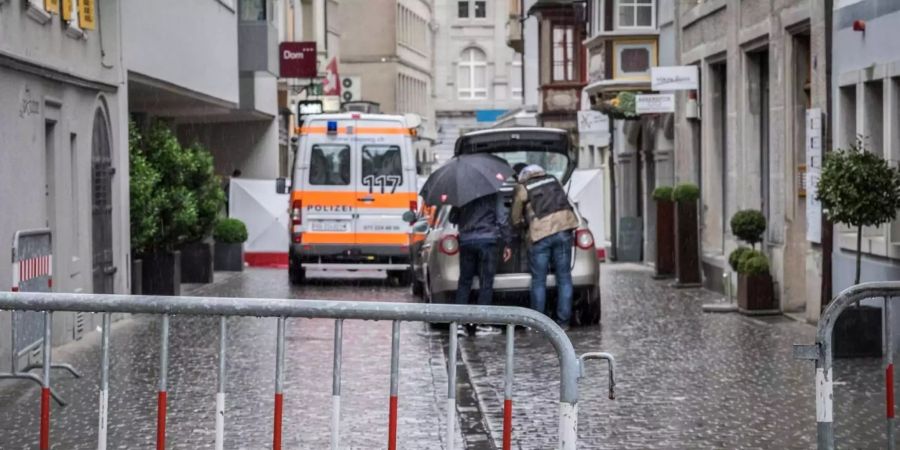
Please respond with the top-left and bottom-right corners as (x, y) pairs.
(157, 314), (169, 450)
(388, 321), (400, 450)
(558, 401), (578, 450)
(216, 316), (227, 450)
(817, 354), (835, 450)
(446, 321), (458, 450)
(39, 311), (52, 450)
(273, 317), (286, 450)
(503, 324), (514, 450)
(98, 313), (111, 450)
(331, 319), (343, 450)
(886, 297), (896, 450)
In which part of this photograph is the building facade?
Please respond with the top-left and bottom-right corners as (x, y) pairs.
(830, 0), (900, 311)
(0, 0), (128, 368)
(672, 0), (828, 319)
(432, 0), (525, 164)
(339, 0), (437, 172)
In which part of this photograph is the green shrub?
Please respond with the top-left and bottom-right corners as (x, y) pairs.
(182, 142), (225, 242)
(652, 186), (674, 202)
(730, 210), (766, 247)
(129, 122), (161, 256)
(214, 218), (248, 244)
(672, 183), (700, 202)
(738, 250), (770, 276)
(728, 246), (753, 272)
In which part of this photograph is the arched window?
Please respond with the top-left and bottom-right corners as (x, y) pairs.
(458, 47), (487, 100)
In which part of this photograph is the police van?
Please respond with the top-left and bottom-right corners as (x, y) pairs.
(281, 113), (420, 285)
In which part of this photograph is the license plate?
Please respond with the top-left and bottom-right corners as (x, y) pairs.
(310, 221), (350, 232)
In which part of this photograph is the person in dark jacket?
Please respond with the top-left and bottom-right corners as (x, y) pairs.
(449, 193), (512, 336)
(511, 165), (578, 328)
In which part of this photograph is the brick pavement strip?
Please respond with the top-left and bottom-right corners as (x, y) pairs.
(0, 269), (464, 449)
(459, 263), (895, 449)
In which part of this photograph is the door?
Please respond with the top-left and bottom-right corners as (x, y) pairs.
(355, 133), (413, 250)
(301, 121), (356, 247)
(92, 108), (115, 294)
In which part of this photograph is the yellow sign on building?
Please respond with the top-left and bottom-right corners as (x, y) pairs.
(79, 0), (95, 30)
(61, 0), (72, 21)
(44, 0), (59, 14)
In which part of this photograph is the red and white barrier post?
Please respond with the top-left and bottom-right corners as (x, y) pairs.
(273, 317), (286, 450)
(446, 321), (458, 450)
(503, 324), (514, 450)
(97, 313), (111, 450)
(388, 321), (400, 450)
(39, 311), (52, 450)
(216, 316), (227, 450)
(331, 319), (343, 450)
(157, 314), (169, 450)
(885, 298), (896, 449)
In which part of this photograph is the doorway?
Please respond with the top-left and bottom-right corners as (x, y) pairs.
(91, 108), (115, 294)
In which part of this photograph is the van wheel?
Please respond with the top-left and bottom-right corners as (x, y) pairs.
(390, 270), (412, 287)
(289, 260), (305, 285)
(573, 287), (601, 326)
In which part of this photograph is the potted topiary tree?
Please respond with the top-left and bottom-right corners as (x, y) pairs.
(728, 209), (775, 311)
(652, 186), (675, 279)
(672, 183), (701, 287)
(179, 142), (225, 284)
(214, 218), (248, 271)
(133, 121), (202, 296)
(816, 140), (900, 356)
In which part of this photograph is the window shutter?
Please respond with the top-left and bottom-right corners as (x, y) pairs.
(79, 0), (96, 30)
(45, 0), (60, 14)
(61, 0), (72, 20)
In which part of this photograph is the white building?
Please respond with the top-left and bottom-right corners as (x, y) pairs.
(433, 0), (525, 164)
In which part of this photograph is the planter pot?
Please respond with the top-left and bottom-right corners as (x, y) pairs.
(654, 200), (676, 278)
(834, 305), (883, 358)
(674, 200), (702, 286)
(737, 273), (776, 311)
(142, 250), (181, 296)
(214, 242), (245, 272)
(180, 242), (214, 284)
(131, 258), (143, 295)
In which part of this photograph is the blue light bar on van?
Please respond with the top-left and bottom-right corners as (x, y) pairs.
(327, 121), (338, 134)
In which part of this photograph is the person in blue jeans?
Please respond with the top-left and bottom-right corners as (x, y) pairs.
(510, 165), (579, 328)
(449, 193), (512, 336)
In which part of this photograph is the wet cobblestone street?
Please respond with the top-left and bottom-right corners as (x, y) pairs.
(0, 264), (895, 449)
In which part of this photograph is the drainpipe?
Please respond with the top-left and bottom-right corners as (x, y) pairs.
(609, 117), (617, 261)
(821, 0), (833, 310)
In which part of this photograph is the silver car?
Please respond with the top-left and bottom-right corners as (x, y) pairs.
(410, 128), (602, 325)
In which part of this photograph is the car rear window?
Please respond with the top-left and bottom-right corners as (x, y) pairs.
(362, 145), (403, 194)
(309, 144), (351, 185)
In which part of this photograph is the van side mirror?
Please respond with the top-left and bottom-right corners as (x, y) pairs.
(276, 178), (288, 194)
(402, 210), (417, 224)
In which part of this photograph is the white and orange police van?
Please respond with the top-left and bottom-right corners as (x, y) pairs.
(285, 113), (420, 284)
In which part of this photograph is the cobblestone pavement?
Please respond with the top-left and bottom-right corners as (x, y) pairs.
(0, 269), (463, 449)
(460, 263), (892, 449)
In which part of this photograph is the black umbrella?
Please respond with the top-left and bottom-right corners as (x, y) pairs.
(420, 153), (515, 207)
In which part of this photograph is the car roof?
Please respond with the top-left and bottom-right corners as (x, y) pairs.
(461, 127), (568, 138)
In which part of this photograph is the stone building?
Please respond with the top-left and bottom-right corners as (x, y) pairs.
(672, 0), (829, 320)
(432, 0), (525, 163)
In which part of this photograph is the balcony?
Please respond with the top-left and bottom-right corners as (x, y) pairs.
(506, 16), (523, 52)
(238, 20), (278, 75)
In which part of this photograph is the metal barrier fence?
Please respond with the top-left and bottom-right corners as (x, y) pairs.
(0, 291), (616, 450)
(794, 281), (900, 450)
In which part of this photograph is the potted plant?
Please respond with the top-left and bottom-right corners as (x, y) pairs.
(179, 142), (226, 284)
(726, 209), (775, 311)
(129, 122), (160, 295)
(816, 140), (900, 356)
(672, 183), (702, 287)
(735, 250), (775, 311)
(131, 121), (204, 296)
(652, 186), (675, 279)
(214, 218), (248, 271)
(597, 91), (640, 120)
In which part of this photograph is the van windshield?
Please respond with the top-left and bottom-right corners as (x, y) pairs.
(309, 144), (351, 185)
(488, 150), (569, 180)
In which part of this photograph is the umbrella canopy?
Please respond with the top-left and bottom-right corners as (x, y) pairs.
(420, 153), (514, 207)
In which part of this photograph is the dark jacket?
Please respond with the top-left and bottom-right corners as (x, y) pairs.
(511, 169), (579, 243)
(449, 193), (511, 245)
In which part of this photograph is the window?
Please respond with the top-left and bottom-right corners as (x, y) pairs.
(458, 48), (488, 99)
(458, 1), (485, 19)
(240, 0), (267, 21)
(474, 1), (486, 18)
(511, 54), (523, 99)
(309, 144), (351, 186)
(552, 25), (575, 82)
(362, 145), (403, 194)
(458, 1), (469, 18)
(617, 0), (654, 29)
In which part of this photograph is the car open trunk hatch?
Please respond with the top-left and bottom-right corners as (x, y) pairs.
(454, 128), (576, 183)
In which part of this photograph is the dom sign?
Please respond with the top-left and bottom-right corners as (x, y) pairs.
(280, 42), (317, 78)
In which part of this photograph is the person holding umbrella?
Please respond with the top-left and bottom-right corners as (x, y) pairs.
(420, 154), (514, 336)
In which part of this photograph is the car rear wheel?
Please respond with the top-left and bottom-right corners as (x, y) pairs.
(289, 259), (305, 285)
(411, 274), (425, 298)
(572, 287), (601, 326)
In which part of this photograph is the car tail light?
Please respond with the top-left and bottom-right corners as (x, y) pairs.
(409, 200), (417, 212)
(575, 229), (594, 250)
(291, 200), (302, 243)
(596, 247), (606, 262)
(439, 235), (460, 255)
